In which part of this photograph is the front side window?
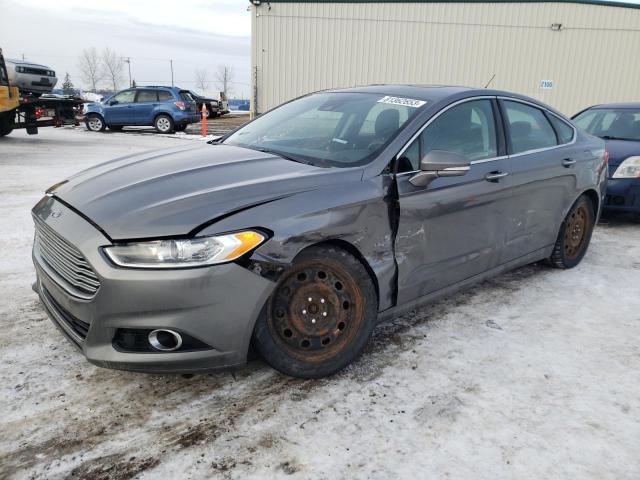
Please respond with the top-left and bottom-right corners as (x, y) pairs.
(223, 92), (424, 167)
(422, 99), (498, 162)
(504, 101), (557, 154)
(573, 108), (640, 141)
(111, 90), (136, 104)
(136, 90), (158, 103)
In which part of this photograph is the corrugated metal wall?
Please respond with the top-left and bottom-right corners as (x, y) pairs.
(251, 2), (640, 115)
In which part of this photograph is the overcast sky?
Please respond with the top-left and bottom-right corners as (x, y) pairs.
(0, 0), (252, 97)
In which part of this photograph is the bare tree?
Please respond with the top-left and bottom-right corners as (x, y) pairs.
(77, 47), (103, 92)
(215, 65), (234, 96)
(194, 69), (210, 92)
(101, 48), (125, 91)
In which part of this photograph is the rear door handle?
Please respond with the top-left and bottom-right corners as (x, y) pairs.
(485, 171), (510, 182)
(562, 158), (577, 167)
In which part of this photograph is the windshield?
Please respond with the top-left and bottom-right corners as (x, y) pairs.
(222, 92), (425, 167)
(574, 108), (640, 141)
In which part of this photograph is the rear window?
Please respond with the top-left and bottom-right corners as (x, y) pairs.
(158, 90), (173, 101)
(180, 91), (194, 102)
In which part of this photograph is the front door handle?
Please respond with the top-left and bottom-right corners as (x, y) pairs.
(485, 171), (510, 182)
(562, 158), (577, 167)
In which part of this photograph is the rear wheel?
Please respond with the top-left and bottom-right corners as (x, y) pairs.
(174, 124), (187, 132)
(85, 114), (105, 132)
(154, 114), (174, 134)
(548, 195), (595, 269)
(253, 246), (377, 378)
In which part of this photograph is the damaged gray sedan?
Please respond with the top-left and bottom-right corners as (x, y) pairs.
(32, 85), (607, 378)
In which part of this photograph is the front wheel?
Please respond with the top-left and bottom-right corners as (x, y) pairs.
(548, 195), (595, 269)
(154, 114), (174, 134)
(253, 246), (377, 378)
(85, 114), (105, 132)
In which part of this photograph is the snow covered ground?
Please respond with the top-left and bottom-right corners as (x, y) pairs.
(1, 127), (639, 480)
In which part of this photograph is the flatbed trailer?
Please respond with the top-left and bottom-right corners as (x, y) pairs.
(1, 47), (83, 137)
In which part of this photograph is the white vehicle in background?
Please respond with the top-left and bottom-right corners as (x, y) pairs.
(5, 58), (57, 96)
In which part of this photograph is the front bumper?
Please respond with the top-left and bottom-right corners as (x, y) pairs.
(32, 196), (275, 373)
(603, 177), (640, 212)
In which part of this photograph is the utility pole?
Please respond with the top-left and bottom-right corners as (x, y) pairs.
(22, 53), (25, 60)
(125, 57), (132, 87)
(170, 59), (174, 87)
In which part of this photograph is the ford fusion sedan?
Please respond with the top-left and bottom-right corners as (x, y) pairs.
(32, 85), (607, 378)
(573, 103), (640, 218)
(84, 86), (200, 133)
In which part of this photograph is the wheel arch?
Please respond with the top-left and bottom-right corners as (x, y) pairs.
(581, 188), (600, 217)
(294, 239), (381, 308)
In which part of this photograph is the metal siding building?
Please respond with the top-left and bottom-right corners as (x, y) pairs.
(250, 1), (640, 115)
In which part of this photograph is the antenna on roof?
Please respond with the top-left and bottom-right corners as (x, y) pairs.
(484, 74), (496, 89)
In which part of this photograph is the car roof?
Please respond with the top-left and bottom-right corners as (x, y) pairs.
(587, 102), (640, 110)
(324, 84), (560, 113)
(6, 58), (52, 69)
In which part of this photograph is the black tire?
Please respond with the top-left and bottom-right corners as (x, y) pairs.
(85, 114), (106, 132)
(154, 114), (174, 134)
(253, 246), (378, 378)
(174, 124), (187, 132)
(548, 195), (595, 269)
(107, 125), (123, 131)
(0, 112), (14, 137)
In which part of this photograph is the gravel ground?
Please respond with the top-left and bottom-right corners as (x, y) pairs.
(1, 127), (639, 480)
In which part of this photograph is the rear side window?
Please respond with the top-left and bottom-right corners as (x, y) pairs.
(158, 90), (173, 101)
(503, 101), (557, 154)
(548, 115), (574, 144)
(136, 90), (158, 103)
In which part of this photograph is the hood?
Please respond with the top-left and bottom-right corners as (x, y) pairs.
(52, 143), (362, 240)
(604, 139), (640, 168)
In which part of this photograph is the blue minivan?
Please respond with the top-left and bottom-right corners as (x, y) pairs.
(85, 86), (200, 133)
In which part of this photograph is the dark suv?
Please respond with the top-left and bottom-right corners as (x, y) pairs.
(84, 86), (200, 133)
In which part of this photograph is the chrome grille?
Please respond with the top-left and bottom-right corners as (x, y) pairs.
(33, 216), (100, 296)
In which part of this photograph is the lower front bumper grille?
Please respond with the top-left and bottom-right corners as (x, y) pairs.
(41, 285), (90, 342)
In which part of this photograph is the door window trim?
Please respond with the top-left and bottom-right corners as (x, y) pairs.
(497, 96), (577, 158)
(395, 96), (506, 176)
(395, 95), (578, 176)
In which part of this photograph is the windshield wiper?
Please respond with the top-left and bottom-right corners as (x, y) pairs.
(601, 135), (639, 142)
(251, 146), (313, 165)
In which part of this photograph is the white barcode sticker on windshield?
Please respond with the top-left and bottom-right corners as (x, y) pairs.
(377, 96), (427, 108)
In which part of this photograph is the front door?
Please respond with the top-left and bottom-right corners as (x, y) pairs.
(395, 98), (512, 304)
(103, 89), (136, 125)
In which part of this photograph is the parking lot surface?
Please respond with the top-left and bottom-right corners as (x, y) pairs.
(1, 128), (639, 480)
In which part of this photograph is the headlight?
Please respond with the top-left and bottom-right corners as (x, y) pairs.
(104, 231), (266, 268)
(612, 156), (640, 179)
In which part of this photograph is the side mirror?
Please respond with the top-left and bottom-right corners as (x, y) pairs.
(409, 150), (470, 187)
(109, 100), (119, 106)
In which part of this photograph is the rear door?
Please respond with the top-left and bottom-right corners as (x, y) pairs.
(103, 89), (136, 125)
(395, 98), (512, 303)
(133, 89), (159, 125)
(498, 98), (582, 262)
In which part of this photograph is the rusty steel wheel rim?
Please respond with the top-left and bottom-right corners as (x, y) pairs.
(267, 260), (364, 363)
(564, 204), (589, 260)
